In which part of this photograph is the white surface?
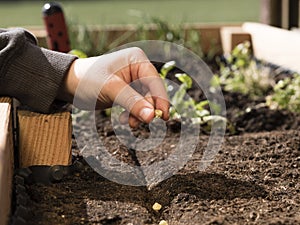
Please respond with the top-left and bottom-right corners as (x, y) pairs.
(243, 22), (300, 73)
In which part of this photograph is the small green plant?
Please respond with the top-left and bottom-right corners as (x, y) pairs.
(67, 16), (207, 58)
(159, 61), (230, 133)
(136, 16), (204, 58)
(266, 73), (300, 113)
(69, 49), (88, 58)
(159, 61), (209, 120)
(68, 19), (135, 56)
(212, 41), (274, 99)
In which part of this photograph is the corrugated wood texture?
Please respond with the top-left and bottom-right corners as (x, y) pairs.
(18, 110), (72, 168)
(0, 97), (12, 104)
(0, 101), (14, 225)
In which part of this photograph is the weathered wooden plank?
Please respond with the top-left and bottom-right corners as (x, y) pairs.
(27, 23), (237, 55)
(197, 26), (223, 55)
(18, 110), (72, 168)
(0, 102), (13, 225)
(243, 22), (300, 73)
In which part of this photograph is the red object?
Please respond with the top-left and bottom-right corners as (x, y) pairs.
(42, 2), (71, 53)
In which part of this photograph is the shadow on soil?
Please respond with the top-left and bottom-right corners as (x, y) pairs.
(27, 167), (268, 224)
(80, 170), (267, 215)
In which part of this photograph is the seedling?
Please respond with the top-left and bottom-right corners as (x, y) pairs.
(159, 61), (229, 133)
(152, 202), (162, 211)
(266, 73), (300, 113)
(69, 49), (87, 58)
(213, 41), (300, 114)
(159, 61), (209, 121)
(68, 16), (205, 58)
(212, 41), (274, 99)
(136, 16), (204, 58)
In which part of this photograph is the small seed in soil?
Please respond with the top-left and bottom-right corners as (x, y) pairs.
(155, 109), (163, 118)
(159, 220), (168, 225)
(152, 202), (162, 211)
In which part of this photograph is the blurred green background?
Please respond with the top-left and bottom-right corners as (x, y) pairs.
(0, 0), (260, 27)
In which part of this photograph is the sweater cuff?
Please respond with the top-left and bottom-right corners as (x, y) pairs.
(5, 41), (77, 113)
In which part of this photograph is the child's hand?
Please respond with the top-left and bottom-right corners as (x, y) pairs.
(62, 47), (169, 127)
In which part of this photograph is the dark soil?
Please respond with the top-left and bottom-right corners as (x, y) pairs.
(14, 63), (300, 225)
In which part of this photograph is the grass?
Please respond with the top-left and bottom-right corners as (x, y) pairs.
(0, 0), (260, 27)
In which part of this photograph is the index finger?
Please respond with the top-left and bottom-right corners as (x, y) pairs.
(131, 62), (170, 120)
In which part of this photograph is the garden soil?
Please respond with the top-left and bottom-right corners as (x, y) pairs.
(22, 89), (300, 225)
(16, 59), (300, 225)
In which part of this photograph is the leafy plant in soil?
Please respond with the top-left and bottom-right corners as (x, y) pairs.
(135, 16), (205, 58)
(68, 19), (137, 57)
(266, 73), (300, 113)
(67, 16), (213, 59)
(210, 41), (300, 133)
(212, 41), (275, 99)
(159, 61), (231, 133)
(159, 61), (210, 120)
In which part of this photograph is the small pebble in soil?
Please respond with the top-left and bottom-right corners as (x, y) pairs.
(152, 202), (162, 211)
(159, 220), (168, 225)
(155, 109), (163, 118)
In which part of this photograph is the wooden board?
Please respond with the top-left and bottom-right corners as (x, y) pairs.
(0, 103), (13, 225)
(243, 22), (300, 73)
(221, 26), (252, 54)
(197, 26), (223, 55)
(0, 97), (12, 104)
(18, 110), (72, 168)
(28, 23), (243, 55)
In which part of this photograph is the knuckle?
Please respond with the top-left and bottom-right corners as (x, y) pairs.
(130, 47), (145, 55)
(127, 47), (148, 64)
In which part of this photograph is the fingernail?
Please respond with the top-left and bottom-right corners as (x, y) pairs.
(139, 108), (153, 122)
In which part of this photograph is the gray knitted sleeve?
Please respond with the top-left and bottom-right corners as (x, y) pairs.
(0, 28), (77, 113)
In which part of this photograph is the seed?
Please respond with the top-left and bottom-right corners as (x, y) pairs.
(159, 220), (168, 225)
(152, 202), (162, 211)
(155, 109), (163, 118)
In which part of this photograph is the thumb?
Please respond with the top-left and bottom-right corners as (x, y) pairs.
(103, 77), (154, 123)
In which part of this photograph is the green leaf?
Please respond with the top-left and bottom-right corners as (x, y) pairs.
(210, 75), (221, 87)
(195, 100), (209, 110)
(175, 73), (192, 89)
(159, 61), (228, 131)
(69, 49), (88, 58)
(171, 85), (187, 109)
(160, 61), (176, 79)
(267, 73), (300, 113)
